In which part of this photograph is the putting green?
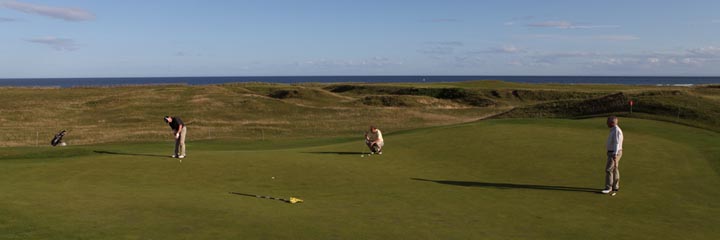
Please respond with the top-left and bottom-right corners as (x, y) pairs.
(0, 118), (718, 239)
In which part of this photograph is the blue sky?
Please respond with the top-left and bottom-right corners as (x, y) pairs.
(1, 0), (719, 78)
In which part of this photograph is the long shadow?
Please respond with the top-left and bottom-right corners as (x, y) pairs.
(228, 192), (291, 204)
(93, 150), (169, 158)
(303, 151), (366, 155)
(411, 178), (599, 193)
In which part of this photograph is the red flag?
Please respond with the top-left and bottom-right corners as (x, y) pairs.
(629, 100), (634, 106)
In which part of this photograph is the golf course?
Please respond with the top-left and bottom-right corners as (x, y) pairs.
(1, 81), (719, 239)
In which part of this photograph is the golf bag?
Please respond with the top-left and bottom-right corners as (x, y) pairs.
(51, 130), (67, 146)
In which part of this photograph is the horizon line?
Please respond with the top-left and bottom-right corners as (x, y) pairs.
(2, 75), (720, 80)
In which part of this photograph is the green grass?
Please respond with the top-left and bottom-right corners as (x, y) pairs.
(1, 118), (718, 239)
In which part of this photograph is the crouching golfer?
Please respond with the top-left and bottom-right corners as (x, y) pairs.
(602, 116), (624, 194)
(365, 126), (384, 154)
(164, 116), (186, 158)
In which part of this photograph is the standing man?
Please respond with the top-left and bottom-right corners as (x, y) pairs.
(365, 126), (384, 155)
(602, 116), (623, 194)
(164, 116), (187, 158)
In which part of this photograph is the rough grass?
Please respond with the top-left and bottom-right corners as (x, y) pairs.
(0, 80), (718, 147)
(0, 118), (718, 239)
(0, 83), (501, 147)
(494, 87), (720, 131)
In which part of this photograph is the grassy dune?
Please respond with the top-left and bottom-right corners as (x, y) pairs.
(0, 118), (718, 239)
(1, 80), (718, 147)
(0, 83), (504, 147)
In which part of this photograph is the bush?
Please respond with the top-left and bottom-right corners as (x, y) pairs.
(268, 90), (301, 99)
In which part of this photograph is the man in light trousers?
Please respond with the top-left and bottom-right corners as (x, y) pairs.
(164, 116), (187, 159)
(602, 116), (623, 194)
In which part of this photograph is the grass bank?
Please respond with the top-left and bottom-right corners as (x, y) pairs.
(1, 80), (718, 147)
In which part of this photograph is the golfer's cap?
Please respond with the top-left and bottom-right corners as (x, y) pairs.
(164, 116), (170, 122)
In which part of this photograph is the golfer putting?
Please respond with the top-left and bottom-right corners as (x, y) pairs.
(365, 126), (384, 155)
(164, 116), (187, 158)
(602, 116), (624, 195)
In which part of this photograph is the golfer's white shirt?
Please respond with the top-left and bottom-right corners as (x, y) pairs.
(606, 126), (623, 154)
(368, 130), (383, 142)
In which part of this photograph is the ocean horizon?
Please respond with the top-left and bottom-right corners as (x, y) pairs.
(0, 76), (719, 88)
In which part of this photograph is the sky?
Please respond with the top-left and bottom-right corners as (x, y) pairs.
(1, 0), (719, 78)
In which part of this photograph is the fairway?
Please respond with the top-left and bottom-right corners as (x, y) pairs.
(1, 118), (718, 239)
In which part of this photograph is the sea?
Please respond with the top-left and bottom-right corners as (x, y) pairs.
(0, 76), (718, 88)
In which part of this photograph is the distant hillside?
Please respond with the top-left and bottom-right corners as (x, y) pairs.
(493, 87), (720, 131)
(0, 81), (717, 147)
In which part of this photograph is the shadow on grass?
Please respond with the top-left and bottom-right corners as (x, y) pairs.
(93, 150), (169, 158)
(411, 178), (599, 193)
(303, 151), (366, 155)
(229, 192), (293, 204)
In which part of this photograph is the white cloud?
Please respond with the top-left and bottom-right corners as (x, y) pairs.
(590, 35), (639, 41)
(547, 52), (598, 58)
(525, 34), (638, 42)
(419, 41), (465, 56)
(681, 58), (699, 64)
(479, 45), (526, 54)
(594, 58), (625, 65)
(26, 37), (79, 51)
(591, 46), (720, 68)
(295, 57), (403, 68)
(504, 16), (535, 26)
(430, 18), (459, 22)
(530, 51), (599, 65)
(686, 46), (720, 57)
(1, 0), (95, 21)
(0, 16), (17, 22)
(508, 60), (523, 66)
(524, 34), (572, 40)
(528, 21), (573, 28)
(527, 21), (619, 29)
(425, 41), (464, 46)
(451, 55), (488, 67)
(418, 46), (455, 55)
(498, 45), (523, 53)
(421, 40), (720, 74)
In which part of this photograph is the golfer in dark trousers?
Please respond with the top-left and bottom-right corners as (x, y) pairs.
(164, 116), (187, 158)
(602, 116), (623, 194)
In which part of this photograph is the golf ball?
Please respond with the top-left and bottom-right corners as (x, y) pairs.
(179, 159), (182, 163)
(272, 177), (275, 179)
(361, 155), (364, 157)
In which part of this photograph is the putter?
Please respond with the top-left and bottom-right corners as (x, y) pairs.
(362, 131), (370, 157)
(360, 142), (366, 157)
(360, 140), (370, 157)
